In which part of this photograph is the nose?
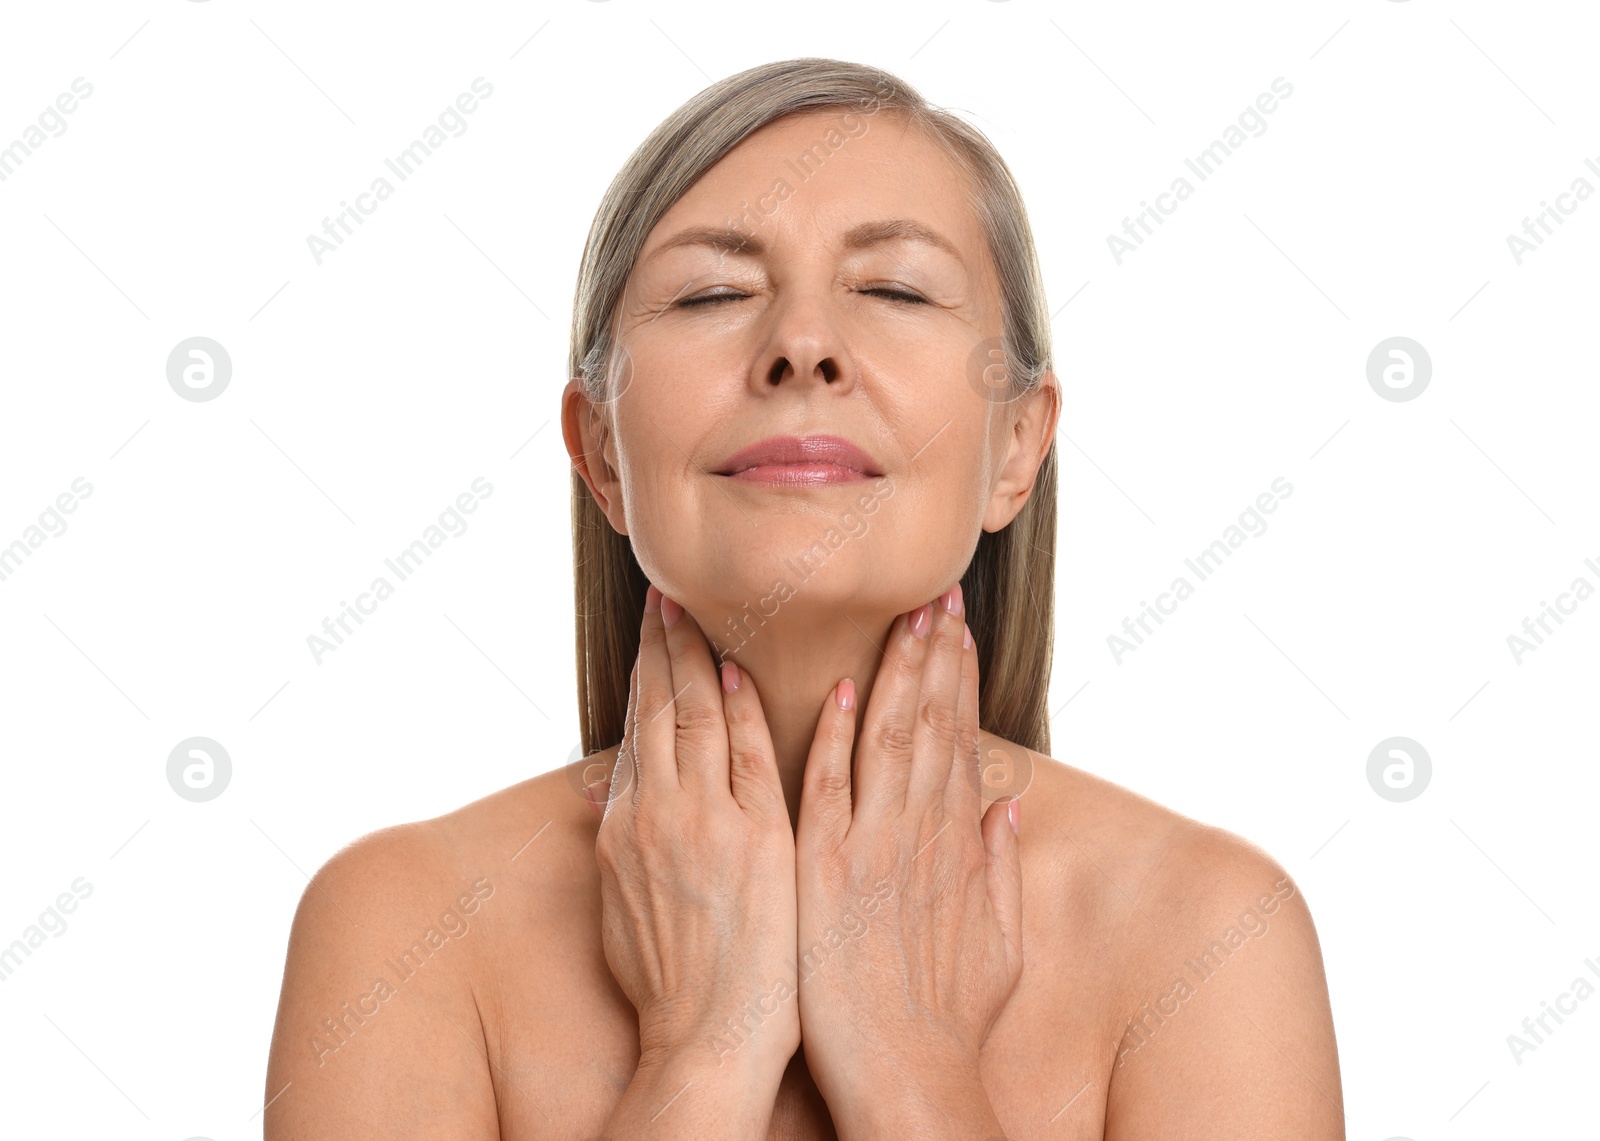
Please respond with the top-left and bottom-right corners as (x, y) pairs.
(765, 352), (838, 385)
(752, 285), (854, 391)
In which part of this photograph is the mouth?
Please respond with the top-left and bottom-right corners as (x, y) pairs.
(714, 434), (883, 484)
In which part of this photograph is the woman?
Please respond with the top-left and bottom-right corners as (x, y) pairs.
(266, 58), (1343, 1139)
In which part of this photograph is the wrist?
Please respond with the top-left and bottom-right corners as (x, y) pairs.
(640, 992), (800, 1080)
(638, 1035), (791, 1088)
(610, 1046), (792, 1140)
(826, 1053), (1000, 1141)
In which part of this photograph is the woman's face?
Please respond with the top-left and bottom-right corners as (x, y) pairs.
(567, 108), (1057, 639)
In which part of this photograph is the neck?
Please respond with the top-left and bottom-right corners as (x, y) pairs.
(709, 607), (889, 834)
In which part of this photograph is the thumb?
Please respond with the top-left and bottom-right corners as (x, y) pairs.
(798, 678), (857, 851)
(582, 779), (608, 823)
(982, 794), (1024, 968)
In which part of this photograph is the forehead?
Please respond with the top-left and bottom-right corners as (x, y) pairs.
(641, 109), (988, 262)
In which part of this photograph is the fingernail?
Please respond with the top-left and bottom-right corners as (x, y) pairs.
(644, 584), (661, 614)
(910, 603), (933, 639)
(583, 783), (603, 821)
(963, 622), (972, 650)
(835, 677), (855, 711)
(940, 583), (964, 616)
(721, 660), (740, 693)
(1007, 796), (1020, 835)
(661, 595), (683, 629)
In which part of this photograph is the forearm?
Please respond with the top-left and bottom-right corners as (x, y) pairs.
(599, 1048), (787, 1141)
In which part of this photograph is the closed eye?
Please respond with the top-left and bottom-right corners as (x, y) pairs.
(863, 287), (928, 304)
(674, 287), (929, 308)
(674, 290), (746, 308)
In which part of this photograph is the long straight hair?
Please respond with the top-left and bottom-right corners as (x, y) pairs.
(569, 58), (1056, 759)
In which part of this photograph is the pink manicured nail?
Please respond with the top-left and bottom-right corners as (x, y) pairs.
(661, 595), (683, 629)
(836, 678), (855, 711)
(910, 603), (933, 639)
(941, 583), (963, 616)
(1007, 796), (1020, 835)
(644, 584), (661, 613)
(963, 622), (972, 649)
(721, 661), (740, 693)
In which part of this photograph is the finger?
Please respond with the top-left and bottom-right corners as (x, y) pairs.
(906, 583), (967, 805)
(797, 677), (858, 851)
(853, 603), (934, 814)
(604, 657), (641, 820)
(944, 616), (983, 819)
(633, 583), (682, 795)
(719, 660), (785, 819)
(659, 594), (730, 795)
(582, 762), (606, 822)
(982, 794), (1024, 972)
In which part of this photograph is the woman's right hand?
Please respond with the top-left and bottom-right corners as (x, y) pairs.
(590, 583), (800, 1080)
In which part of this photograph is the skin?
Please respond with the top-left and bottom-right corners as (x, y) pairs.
(264, 109), (1344, 1139)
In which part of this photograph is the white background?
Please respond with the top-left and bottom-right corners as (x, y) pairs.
(1, 1), (1595, 1136)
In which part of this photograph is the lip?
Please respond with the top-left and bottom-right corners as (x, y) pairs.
(715, 434), (883, 481)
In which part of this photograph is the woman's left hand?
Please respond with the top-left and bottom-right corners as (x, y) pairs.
(794, 582), (1024, 1131)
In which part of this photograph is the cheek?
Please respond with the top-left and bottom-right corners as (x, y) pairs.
(606, 382), (712, 572)
(905, 418), (993, 511)
(611, 383), (686, 484)
(860, 475), (985, 570)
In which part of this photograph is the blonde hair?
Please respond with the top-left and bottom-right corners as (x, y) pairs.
(569, 57), (1056, 758)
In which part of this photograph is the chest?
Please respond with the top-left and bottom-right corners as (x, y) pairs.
(480, 923), (1116, 1141)
(476, 795), (1135, 1140)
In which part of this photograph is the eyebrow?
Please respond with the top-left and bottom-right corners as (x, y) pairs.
(641, 217), (965, 267)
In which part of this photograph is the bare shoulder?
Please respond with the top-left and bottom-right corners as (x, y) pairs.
(1008, 745), (1311, 935)
(263, 767), (597, 1139)
(1011, 746), (1343, 1138)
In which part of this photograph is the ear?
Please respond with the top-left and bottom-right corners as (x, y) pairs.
(981, 368), (1060, 533)
(561, 376), (628, 536)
